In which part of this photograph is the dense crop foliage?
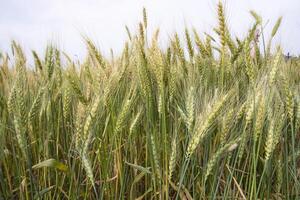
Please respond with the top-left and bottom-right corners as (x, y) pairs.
(0, 3), (300, 199)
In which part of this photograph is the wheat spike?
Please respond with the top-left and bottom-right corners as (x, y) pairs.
(220, 108), (234, 145)
(271, 17), (282, 38)
(150, 134), (161, 178)
(254, 97), (265, 142)
(168, 136), (177, 180)
(265, 114), (283, 161)
(114, 96), (134, 135)
(28, 87), (45, 123)
(185, 28), (194, 59)
(186, 91), (233, 159)
(129, 108), (143, 135)
(269, 48), (281, 85)
(63, 85), (72, 120)
(186, 86), (195, 133)
(276, 153), (283, 193)
(143, 7), (147, 29)
(217, 1), (226, 54)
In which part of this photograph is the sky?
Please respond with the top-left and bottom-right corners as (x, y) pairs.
(0, 0), (300, 62)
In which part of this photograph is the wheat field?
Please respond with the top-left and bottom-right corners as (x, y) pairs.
(0, 3), (300, 199)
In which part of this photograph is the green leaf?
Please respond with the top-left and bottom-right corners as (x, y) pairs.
(130, 171), (149, 199)
(34, 186), (55, 199)
(32, 159), (68, 172)
(125, 161), (151, 174)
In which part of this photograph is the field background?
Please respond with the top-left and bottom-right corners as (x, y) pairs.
(1, 3), (300, 199)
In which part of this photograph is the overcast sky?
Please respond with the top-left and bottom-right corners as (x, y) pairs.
(1, 0), (300, 61)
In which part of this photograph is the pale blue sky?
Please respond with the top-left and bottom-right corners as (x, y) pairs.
(0, 0), (299, 61)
